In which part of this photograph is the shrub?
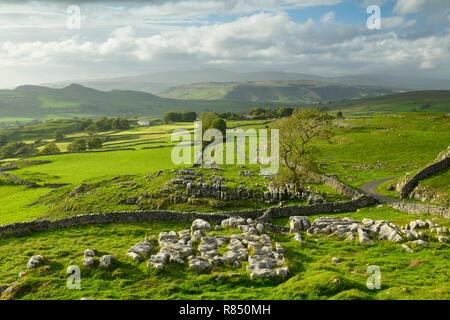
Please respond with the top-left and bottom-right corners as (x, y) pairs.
(67, 139), (87, 152)
(87, 137), (103, 150)
(39, 142), (61, 155)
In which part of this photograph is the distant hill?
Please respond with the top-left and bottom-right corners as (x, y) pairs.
(158, 80), (395, 104)
(330, 91), (450, 113)
(0, 84), (279, 121)
(42, 68), (450, 93)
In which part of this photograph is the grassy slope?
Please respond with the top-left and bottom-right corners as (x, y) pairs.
(420, 168), (450, 194)
(2, 114), (448, 223)
(0, 206), (448, 300)
(0, 116), (449, 300)
(159, 80), (394, 104)
(331, 91), (450, 113)
(313, 113), (450, 188)
(0, 85), (278, 122)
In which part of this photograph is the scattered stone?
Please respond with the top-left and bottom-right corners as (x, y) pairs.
(331, 257), (340, 263)
(84, 249), (96, 257)
(83, 257), (95, 267)
(412, 240), (429, 246)
(247, 234), (287, 279)
(438, 236), (449, 243)
(289, 216), (311, 233)
(403, 230), (419, 241)
(401, 244), (414, 253)
(127, 238), (153, 260)
(307, 194), (325, 205)
(27, 255), (45, 269)
(358, 228), (373, 244)
(221, 217), (246, 228)
(293, 233), (303, 243)
(256, 223), (264, 234)
(191, 219), (211, 233)
(99, 255), (116, 268)
(189, 257), (212, 272)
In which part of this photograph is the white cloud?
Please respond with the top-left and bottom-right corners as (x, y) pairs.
(320, 11), (335, 23)
(0, 0), (449, 88)
(394, 0), (426, 15)
(383, 16), (416, 29)
(1, 12), (448, 78)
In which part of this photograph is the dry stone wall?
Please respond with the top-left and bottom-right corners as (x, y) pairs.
(388, 201), (450, 219)
(0, 195), (376, 237)
(397, 147), (450, 199)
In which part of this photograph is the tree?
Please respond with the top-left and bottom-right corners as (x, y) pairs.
(79, 118), (93, 131)
(54, 130), (64, 141)
(67, 139), (87, 152)
(39, 142), (60, 155)
(271, 108), (333, 190)
(277, 107), (294, 118)
(163, 111), (196, 123)
(0, 141), (26, 158)
(336, 111), (344, 119)
(95, 117), (112, 131)
(87, 137), (103, 150)
(85, 124), (98, 136)
(199, 112), (227, 148)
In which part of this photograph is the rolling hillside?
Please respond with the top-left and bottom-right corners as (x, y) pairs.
(330, 91), (450, 113)
(42, 68), (450, 93)
(158, 80), (395, 104)
(0, 84), (280, 121)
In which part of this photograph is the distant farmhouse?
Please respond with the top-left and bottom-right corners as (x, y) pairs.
(136, 120), (155, 126)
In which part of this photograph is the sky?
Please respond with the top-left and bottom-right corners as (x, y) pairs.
(0, 0), (449, 88)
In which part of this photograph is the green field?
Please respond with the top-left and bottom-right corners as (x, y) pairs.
(159, 80), (394, 104)
(1, 206), (448, 300)
(0, 109), (449, 301)
(332, 91), (450, 113)
(0, 84), (280, 122)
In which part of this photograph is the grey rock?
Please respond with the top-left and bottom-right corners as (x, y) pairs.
(127, 238), (153, 258)
(401, 244), (414, 253)
(293, 233), (303, 243)
(27, 255), (45, 269)
(83, 257), (95, 267)
(403, 230), (419, 241)
(84, 249), (96, 257)
(189, 257), (212, 272)
(289, 216), (311, 233)
(358, 228), (373, 244)
(99, 255), (116, 267)
(191, 219), (211, 233)
(412, 240), (429, 246)
(331, 257), (340, 263)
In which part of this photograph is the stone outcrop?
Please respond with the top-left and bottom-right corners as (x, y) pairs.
(26, 255), (45, 269)
(126, 239), (153, 260)
(289, 216), (311, 233)
(307, 217), (406, 243)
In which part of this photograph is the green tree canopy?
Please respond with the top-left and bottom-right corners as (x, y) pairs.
(67, 139), (87, 152)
